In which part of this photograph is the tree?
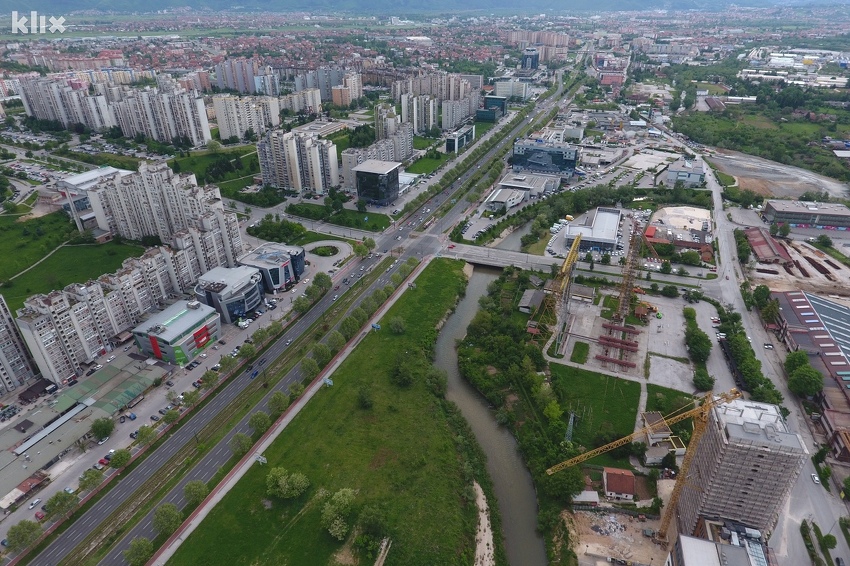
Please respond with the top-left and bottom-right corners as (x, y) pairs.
(6, 520), (42, 552)
(769, 223), (779, 236)
(601, 253), (611, 265)
(182, 389), (200, 408)
(301, 357), (320, 380)
(313, 343), (332, 368)
(363, 237), (376, 251)
(353, 243), (368, 258)
(249, 411), (271, 436)
(78, 468), (103, 492)
(388, 316), (406, 334)
(340, 317), (360, 340)
(153, 503), (182, 537)
(91, 417), (115, 441)
(693, 367), (715, 392)
(543, 400), (564, 423)
(823, 533), (838, 550)
(123, 537), (154, 566)
(779, 223), (790, 237)
(321, 488), (356, 540)
(356, 199), (367, 213)
(584, 252), (593, 263)
(753, 285), (771, 309)
(219, 355), (237, 373)
(293, 295), (312, 314)
(109, 448), (132, 468)
(184, 480), (209, 507)
(327, 330), (346, 354)
(238, 343), (256, 360)
(784, 351), (810, 375)
(267, 467), (311, 499)
(660, 285), (679, 298)
(788, 366), (824, 397)
(685, 327), (713, 364)
(45, 491), (77, 520)
(229, 432), (252, 456)
(313, 272), (332, 291)
(136, 425), (157, 446)
(206, 140), (221, 153)
(660, 261), (672, 274)
(817, 234), (833, 248)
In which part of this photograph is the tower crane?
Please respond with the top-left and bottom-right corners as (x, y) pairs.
(546, 388), (742, 542)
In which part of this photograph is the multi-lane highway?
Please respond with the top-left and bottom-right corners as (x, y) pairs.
(25, 74), (570, 566)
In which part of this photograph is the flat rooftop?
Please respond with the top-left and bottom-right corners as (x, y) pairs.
(133, 300), (217, 343)
(677, 535), (756, 566)
(58, 166), (132, 192)
(714, 398), (806, 453)
(498, 172), (559, 192)
(353, 159), (401, 175)
(564, 206), (620, 243)
(197, 266), (261, 297)
(766, 199), (850, 217)
(291, 120), (347, 137)
(239, 242), (303, 269)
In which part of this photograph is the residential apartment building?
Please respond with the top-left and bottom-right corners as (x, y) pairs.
(400, 92), (438, 134)
(676, 398), (806, 536)
(19, 75), (210, 146)
(0, 296), (35, 392)
(292, 68), (362, 102)
(258, 130), (338, 194)
(279, 88), (322, 115)
(493, 78), (529, 100)
(392, 72), (479, 131)
(15, 237), (243, 384)
(213, 94), (280, 141)
(442, 98), (476, 131)
(375, 103), (402, 140)
(214, 59), (260, 93)
(331, 72), (363, 107)
(340, 122), (413, 191)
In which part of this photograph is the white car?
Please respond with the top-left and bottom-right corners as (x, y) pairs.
(812, 473), (821, 485)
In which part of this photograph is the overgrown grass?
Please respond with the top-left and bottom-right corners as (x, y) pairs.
(406, 152), (451, 175)
(2, 241), (144, 312)
(0, 212), (78, 284)
(287, 202), (391, 232)
(169, 259), (488, 566)
(570, 342), (589, 364)
(549, 364), (640, 468)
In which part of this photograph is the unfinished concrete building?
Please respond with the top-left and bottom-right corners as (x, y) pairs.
(676, 398), (807, 536)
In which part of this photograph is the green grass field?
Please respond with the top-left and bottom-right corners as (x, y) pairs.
(549, 364), (641, 469)
(169, 259), (477, 566)
(287, 202), (392, 232)
(570, 342), (590, 364)
(0, 212), (78, 282)
(168, 147), (258, 182)
(413, 137), (434, 150)
(405, 153), (450, 175)
(473, 121), (496, 138)
(1, 241), (145, 312)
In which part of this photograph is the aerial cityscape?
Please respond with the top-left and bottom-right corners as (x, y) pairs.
(0, 4), (850, 566)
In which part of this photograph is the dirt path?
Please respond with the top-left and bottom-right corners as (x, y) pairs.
(473, 481), (496, 566)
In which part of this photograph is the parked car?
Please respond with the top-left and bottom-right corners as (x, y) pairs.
(98, 458), (109, 466)
(97, 436), (109, 445)
(150, 415), (160, 422)
(28, 498), (42, 510)
(812, 473), (821, 484)
(165, 380), (174, 387)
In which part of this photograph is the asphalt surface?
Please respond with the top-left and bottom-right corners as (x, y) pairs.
(23, 75), (570, 566)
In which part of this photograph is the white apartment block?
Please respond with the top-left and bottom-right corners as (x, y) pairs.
(392, 72), (478, 105)
(279, 88), (322, 115)
(213, 94), (280, 141)
(400, 93), (438, 134)
(19, 76), (211, 146)
(340, 123), (413, 190)
(0, 296), (35, 392)
(258, 130), (338, 194)
(215, 59), (260, 93)
(493, 79), (529, 100)
(441, 98), (476, 131)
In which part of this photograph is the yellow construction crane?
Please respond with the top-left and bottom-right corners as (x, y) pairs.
(546, 388), (742, 541)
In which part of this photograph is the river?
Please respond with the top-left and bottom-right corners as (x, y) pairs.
(435, 267), (548, 566)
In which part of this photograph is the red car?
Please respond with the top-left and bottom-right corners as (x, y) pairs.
(98, 458), (109, 466)
(35, 511), (46, 522)
(448, 244), (456, 249)
(334, 285), (340, 290)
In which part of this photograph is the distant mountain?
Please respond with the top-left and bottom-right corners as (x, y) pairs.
(6, 0), (847, 16)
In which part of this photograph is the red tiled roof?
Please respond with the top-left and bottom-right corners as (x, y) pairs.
(604, 467), (635, 495)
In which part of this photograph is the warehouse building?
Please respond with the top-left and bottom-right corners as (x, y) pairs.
(762, 199), (850, 229)
(562, 207), (621, 252)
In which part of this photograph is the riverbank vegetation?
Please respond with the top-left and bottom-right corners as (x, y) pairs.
(169, 258), (507, 566)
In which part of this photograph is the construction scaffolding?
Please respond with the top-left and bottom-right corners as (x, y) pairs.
(541, 234), (582, 354)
